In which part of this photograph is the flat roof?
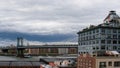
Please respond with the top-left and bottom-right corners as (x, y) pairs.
(0, 61), (42, 66)
(0, 56), (39, 61)
(96, 56), (120, 59)
(40, 57), (77, 63)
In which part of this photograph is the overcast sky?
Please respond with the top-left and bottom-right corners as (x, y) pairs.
(0, 0), (120, 46)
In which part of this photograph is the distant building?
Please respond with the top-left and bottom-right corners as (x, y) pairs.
(28, 44), (78, 56)
(28, 48), (40, 55)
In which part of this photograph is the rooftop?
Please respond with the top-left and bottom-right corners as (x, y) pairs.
(0, 61), (42, 66)
(77, 11), (120, 34)
(0, 56), (43, 62)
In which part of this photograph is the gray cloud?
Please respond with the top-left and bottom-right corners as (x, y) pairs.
(0, 0), (120, 35)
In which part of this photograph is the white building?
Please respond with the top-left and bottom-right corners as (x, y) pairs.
(77, 11), (120, 55)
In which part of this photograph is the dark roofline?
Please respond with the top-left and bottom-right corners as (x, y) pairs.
(77, 25), (99, 34)
(0, 61), (41, 66)
(77, 25), (120, 34)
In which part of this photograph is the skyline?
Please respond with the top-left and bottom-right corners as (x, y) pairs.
(0, 0), (120, 46)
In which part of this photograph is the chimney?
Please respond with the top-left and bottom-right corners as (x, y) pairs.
(109, 10), (116, 15)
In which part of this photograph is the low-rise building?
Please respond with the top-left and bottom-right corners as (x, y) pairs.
(77, 51), (120, 68)
(40, 57), (77, 68)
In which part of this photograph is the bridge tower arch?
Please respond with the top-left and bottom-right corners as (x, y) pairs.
(16, 37), (25, 57)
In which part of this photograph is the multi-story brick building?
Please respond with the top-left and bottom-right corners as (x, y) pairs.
(77, 52), (120, 68)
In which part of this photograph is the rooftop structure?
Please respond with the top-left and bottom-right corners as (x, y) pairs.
(39, 57), (77, 68)
(104, 11), (120, 24)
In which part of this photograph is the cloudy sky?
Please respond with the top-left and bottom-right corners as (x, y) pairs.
(0, 0), (120, 46)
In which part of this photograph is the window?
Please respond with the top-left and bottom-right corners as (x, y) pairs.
(101, 29), (105, 33)
(91, 36), (93, 39)
(96, 40), (99, 44)
(83, 33), (85, 36)
(113, 29), (117, 33)
(101, 40), (105, 44)
(101, 46), (105, 50)
(89, 31), (91, 34)
(96, 34), (99, 38)
(79, 42), (81, 45)
(118, 46), (120, 50)
(106, 46), (109, 50)
(93, 47), (95, 50)
(118, 35), (120, 39)
(118, 41), (120, 44)
(113, 40), (117, 44)
(96, 46), (99, 50)
(86, 36), (88, 40)
(114, 61), (120, 67)
(118, 30), (120, 33)
(89, 41), (91, 45)
(99, 62), (106, 68)
(83, 37), (85, 41)
(107, 29), (111, 33)
(96, 29), (99, 33)
(101, 34), (106, 39)
(93, 30), (95, 33)
(89, 36), (91, 40)
(107, 40), (111, 44)
(107, 35), (112, 39)
(81, 33), (83, 36)
(108, 61), (112, 66)
(113, 46), (117, 50)
(93, 41), (95, 44)
(86, 41), (88, 45)
(84, 37), (86, 40)
(113, 35), (117, 39)
(93, 35), (95, 39)
(85, 33), (86, 36)
(81, 42), (83, 45)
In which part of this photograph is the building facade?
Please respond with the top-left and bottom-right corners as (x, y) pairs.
(77, 54), (96, 68)
(77, 11), (120, 55)
(77, 53), (120, 68)
(28, 44), (78, 56)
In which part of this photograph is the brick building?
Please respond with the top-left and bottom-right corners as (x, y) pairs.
(28, 44), (77, 56)
(77, 52), (120, 68)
